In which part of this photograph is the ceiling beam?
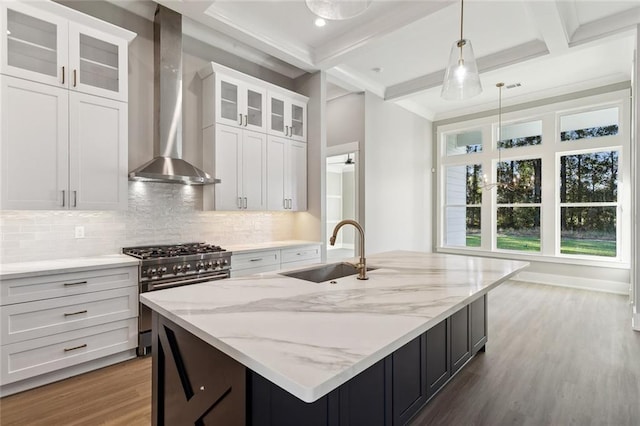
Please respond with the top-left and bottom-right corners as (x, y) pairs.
(385, 40), (549, 101)
(523, 0), (570, 54)
(570, 6), (640, 47)
(326, 66), (385, 99)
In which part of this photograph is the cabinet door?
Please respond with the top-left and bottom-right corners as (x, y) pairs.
(68, 92), (127, 210)
(241, 130), (266, 210)
(267, 93), (287, 138)
(266, 136), (287, 211)
(289, 99), (307, 142)
(450, 306), (471, 374)
(215, 74), (244, 128)
(288, 140), (307, 211)
(68, 23), (129, 102)
(214, 124), (242, 210)
(470, 295), (487, 354)
(243, 81), (266, 133)
(1, 76), (68, 210)
(425, 319), (450, 398)
(0, 2), (68, 88)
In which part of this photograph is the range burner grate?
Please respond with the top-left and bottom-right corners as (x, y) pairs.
(123, 242), (226, 259)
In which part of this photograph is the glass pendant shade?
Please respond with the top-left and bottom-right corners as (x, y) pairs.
(441, 38), (482, 101)
(305, 0), (372, 20)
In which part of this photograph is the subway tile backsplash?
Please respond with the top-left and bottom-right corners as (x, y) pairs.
(0, 182), (296, 263)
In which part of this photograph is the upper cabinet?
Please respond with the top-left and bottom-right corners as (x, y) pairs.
(267, 91), (307, 142)
(1, 1), (133, 102)
(199, 62), (308, 212)
(200, 63), (267, 133)
(0, 1), (135, 211)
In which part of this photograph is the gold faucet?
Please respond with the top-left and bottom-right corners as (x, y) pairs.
(329, 220), (368, 280)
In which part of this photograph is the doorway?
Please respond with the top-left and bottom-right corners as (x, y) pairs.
(326, 152), (358, 262)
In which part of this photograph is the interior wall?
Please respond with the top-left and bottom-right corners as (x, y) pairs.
(0, 1), (302, 263)
(364, 92), (432, 254)
(633, 26), (639, 329)
(327, 93), (365, 147)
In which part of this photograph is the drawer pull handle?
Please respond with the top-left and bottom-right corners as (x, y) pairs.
(64, 343), (87, 352)
(249, 258), (263, 262)
(64, 310), (88, 317)
(64, 280), (88, 287)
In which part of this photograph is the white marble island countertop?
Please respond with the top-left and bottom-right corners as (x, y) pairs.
(140, 250), (528, 403)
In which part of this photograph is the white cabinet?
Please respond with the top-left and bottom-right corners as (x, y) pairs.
(267, 136), (307, 211)
(0, 1), (133, 211)
(0, 75), (128, 210)
(230, 243), (321, 278)
(267, 91), (307, 142)
(199, 62), (308, 212)
(204, 124), (266, 211)
(0, 264), (138, 395)
(200, 63), (266, 133)
(0, 0), (133, 102)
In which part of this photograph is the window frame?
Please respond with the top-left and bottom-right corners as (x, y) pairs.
(436, 89), (630, 267)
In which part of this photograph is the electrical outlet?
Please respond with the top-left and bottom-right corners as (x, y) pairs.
(75, 226), (85, 239)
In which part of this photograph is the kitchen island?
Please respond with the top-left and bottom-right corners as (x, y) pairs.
(140, 251), (528, 425)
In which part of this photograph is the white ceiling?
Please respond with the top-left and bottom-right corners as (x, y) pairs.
(110, 0), (640, 121)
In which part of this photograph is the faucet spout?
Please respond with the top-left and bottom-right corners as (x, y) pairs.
(330, 220), (368, 280)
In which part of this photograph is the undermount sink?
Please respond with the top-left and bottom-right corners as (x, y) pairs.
(280, 262), (377, 283)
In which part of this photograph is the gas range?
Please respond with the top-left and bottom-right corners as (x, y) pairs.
(122, 242), (232, 355)
(123, 242), (232, 291)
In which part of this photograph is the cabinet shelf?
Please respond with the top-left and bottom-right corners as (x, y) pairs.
(8, 35), (56, 54)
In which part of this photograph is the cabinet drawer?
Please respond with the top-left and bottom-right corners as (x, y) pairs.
(232, 250), (279, 271)
(281, 246), (320, 264)
(1, 286), (138, 344)
(1, 266), (137, 305)
(0, 318), (137, 385)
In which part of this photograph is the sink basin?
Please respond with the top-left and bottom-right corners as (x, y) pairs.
(280, 262), (377, 283)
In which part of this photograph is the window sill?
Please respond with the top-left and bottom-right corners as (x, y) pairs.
(436, 246), (630, 270)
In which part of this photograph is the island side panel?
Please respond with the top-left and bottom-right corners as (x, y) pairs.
(151, 312), (246, 426)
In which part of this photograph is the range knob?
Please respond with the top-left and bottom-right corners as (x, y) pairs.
(173, 265), (182, 274)
(185, 264), (191, 271)
(158, 267), (167, 276)
(206, 261), (213, 269)
(149, 268), (157, 277)
(196, 262), (204, 270)
(222, 259), (229, 266)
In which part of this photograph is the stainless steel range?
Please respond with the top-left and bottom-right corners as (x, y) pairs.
(123, 242), (232, 355)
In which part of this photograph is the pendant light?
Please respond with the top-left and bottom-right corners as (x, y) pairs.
(441, 0), (482, 101)
(305, 0), (372, 20)
(480, 83), (519, 192)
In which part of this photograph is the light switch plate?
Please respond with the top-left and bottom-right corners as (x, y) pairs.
(75, 226), (85, 239)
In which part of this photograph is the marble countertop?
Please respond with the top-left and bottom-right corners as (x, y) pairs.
(140, 250), (528, 402)
(225, 240), (322, 254)
(0, 255), (140, 279)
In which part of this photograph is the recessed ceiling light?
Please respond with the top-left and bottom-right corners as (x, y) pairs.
(371, 67), (384, 73)
(314, 18), (326, 27)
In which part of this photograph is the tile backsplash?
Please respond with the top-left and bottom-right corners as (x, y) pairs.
(0, 182), (297, 263)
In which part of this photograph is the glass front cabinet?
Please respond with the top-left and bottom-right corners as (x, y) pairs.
(267, 91), (307, 142)
(1, 1), (130, 102)
(213, 72), (267, 133)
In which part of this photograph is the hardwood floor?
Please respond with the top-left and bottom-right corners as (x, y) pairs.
(411, 281), (640, 426)
(0, 356), (152, 426)
(0, 281), (638, 425)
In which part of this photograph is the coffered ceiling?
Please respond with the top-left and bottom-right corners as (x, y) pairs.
(110, 0), (640, 121)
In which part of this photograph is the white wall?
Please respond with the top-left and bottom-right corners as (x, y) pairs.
(364, 92), (432, 254)
(327, 93), (364, 147)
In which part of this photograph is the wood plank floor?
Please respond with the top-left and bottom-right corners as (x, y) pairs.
(0, 281), (638, 425)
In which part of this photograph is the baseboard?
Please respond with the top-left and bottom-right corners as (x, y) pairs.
(0, 349), (137, 397)
(513, 271), (629, 295)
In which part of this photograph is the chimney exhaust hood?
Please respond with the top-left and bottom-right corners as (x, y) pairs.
(129, 5), (218, 185)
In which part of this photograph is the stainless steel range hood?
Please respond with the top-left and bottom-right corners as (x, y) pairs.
(129, 5), (218, 185)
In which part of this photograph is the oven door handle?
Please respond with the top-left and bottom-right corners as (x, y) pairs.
(145, 273), (230, 291)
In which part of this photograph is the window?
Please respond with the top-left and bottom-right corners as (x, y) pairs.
(446, 130), (482, 156)
(437, 91), (629, 264)
(560, 107), (619, 142)
(496, 159), (542, 252)
(559, 150), (618, 257)
(445, 164), (482, 247)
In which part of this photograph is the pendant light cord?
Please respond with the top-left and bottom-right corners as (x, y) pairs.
(460, 0), (464, 41)
(497, 82), (504, 162)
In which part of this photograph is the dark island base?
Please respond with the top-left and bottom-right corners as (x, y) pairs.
(152, 295), (487, 426)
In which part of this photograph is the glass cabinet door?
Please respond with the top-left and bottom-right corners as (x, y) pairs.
(290, 103), (305, 140)
(270, 97), (285, 134)
(1, 3), (67, 87)
(246, 89), (263, 128)
(68, 23), (128, 102)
